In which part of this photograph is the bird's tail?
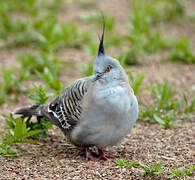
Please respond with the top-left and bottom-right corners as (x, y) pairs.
(14, 104), (62, 127)
(14, 104), (48, 117)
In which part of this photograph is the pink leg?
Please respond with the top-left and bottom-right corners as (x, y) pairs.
(85, 147), (98, 161)
(97, 149), (115, 161)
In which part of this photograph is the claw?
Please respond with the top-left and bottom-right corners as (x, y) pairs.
(97, 149), (115, 161)
(85, 147), (115, 161)
(85, 147), (98, 161)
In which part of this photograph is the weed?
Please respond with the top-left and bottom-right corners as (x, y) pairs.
(28, 84), (53, 105)
(138, 162), (164, 175)
(60, 22), (92, 48)
(169, 166), (195, 178)
(0, 84), (5, 105)
(164, 37), (195, 64)
(130, 0), (185, 24)
(114, 159), (139, 168)
(1, 67), (29, 93)
(83, 41), (97, 56)
(25, 118), (53, 139)
(183, 94), (195, 113)
(0, 138), (18, 156)
(139, 107), (159, 123)
(152, 81), (178, 110)
(33, 14), (92, 52)
(36, 67), (64, 92)
(78, 0), (96, 10)
(17, 52), (60, 75)
(115, 159), (194, 178)
(80, 62), (94, 76)
(118, 47), (141, 65)
(27, 84), (54, 137)
(121, 0), (186, 65)
(115, 159), (165, 175)
(121, 0), (171, 65)
(127, 70), (146, 95)
(6, 114), (52, 139)
(188, 12), (195, 21)
(0, 116), (43, 156)
(139, 81), (182, 124)
(0, 1), (92, 50)
(153, 111), (181, 129)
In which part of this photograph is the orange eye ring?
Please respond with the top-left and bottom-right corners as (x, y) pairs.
(105, 65), (112, 73)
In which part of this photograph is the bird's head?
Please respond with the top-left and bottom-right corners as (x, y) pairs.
(93, 23), (128, 83)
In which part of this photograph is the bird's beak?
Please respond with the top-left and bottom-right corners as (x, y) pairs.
(94, 72), (103, 81)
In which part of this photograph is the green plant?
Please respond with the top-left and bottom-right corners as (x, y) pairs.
(183, 94), (195, 113)
(169, 166), (195, 178)
(17, 52), (60, 75)
(115, 159), (194, 178)
(127, 70), (146, 95)
(114, 159), (139, 167)
(83, 41), (98, 56)
(36, 67), (64, 92)
(25, 118), (53, 138)
(0, 10), (32, 45)
(164, 37), (195, 64)
(32, 14), (93, 52)
(130, 0), (185, 24)
(115, 159), (165, 175)
(0, 0), (63, 46)
(0, 138), (17, 156)
(139, 107), (159, 123)
(28, 84), (53, 105)
(121, 0), (172, 65)
(78, 0), (96, 10)
(118, 47), (141, 65)
(0, 84), (5, 105)
(152, 81), (178, 110)
(138, 162), (164, 175)
(188, 12), (195, 21)
(139, 81), (182, 124)
(28, 84), (54, 136)
(153, 111), (181, 129)
(0, 0), (92, 51)
(1, 67), (29, 93)
(6, 114), (53, 139)
(80, 62), (94, 76)
(0, 116), (43, 156)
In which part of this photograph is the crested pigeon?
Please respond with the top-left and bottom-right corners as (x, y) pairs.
(14, 23), (139, 161)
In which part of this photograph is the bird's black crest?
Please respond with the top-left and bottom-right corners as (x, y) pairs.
(98, 21), (105, 56)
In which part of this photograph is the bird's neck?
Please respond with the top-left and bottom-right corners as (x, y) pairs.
(98, 78), (127, 90)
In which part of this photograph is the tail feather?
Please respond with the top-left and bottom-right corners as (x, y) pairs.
(14, 104), (44, 116)
(14, 104), (62, 127)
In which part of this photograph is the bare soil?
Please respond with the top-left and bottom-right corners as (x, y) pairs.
(0, 0), (194, 179)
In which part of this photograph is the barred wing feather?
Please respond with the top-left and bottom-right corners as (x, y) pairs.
(48, 77), (93, 130)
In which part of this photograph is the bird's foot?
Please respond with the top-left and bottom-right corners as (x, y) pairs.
(85, 147), (99, 161)
(97, 149), (115, 161)
(85, 148), (115, 161)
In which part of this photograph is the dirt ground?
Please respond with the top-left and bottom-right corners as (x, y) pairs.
(0, 0), (195, 179)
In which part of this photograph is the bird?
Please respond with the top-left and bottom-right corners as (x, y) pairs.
(14, 23), (139, 161)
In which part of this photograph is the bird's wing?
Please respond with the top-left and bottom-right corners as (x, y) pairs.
(48, 76), (94, 130)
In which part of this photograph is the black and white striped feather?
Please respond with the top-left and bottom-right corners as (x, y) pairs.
(47, 77), (93, 130)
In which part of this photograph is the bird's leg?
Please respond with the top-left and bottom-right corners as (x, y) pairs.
(97, 149), (115, 161)
(85, 147), (98, 161)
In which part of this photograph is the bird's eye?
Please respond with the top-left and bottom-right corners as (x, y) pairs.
(105, 65), (112, 73)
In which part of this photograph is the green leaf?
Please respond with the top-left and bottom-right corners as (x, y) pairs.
(153, 114), (165, 125)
